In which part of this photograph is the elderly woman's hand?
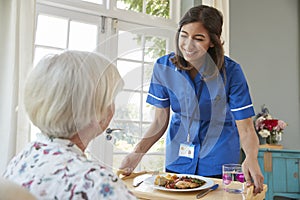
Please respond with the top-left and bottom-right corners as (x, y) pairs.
(242, 156), (264, 195)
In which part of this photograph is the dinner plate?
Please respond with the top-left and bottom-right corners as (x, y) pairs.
(150, 174), (214, 192)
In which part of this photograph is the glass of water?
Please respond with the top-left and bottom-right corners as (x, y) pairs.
(222, 164), (245, 193)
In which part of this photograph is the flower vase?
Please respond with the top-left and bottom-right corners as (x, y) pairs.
(267, 132), (280, 145)
(258, 135), (267, 145)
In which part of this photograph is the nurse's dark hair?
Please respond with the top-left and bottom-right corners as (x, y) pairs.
(171, 5), (225, 80)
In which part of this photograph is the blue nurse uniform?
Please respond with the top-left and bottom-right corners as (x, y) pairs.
(146, 52), (255, 176)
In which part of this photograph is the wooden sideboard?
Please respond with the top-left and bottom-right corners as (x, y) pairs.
(258, 148), (300, 199)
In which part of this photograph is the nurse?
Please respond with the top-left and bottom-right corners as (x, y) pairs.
(120, 5), (264, 194)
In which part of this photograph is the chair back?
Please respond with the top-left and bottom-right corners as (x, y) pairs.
(0, 177), (37, 200)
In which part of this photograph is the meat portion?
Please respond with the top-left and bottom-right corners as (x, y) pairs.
(154, 174), (206, 189)
(175, 181), (200, 189)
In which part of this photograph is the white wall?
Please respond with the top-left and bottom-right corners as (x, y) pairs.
(229, 0), (300, 149)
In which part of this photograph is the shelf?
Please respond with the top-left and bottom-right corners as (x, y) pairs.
(259, 144), (283, 149)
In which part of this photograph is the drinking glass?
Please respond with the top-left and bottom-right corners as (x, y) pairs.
(222, 164), (245, 193)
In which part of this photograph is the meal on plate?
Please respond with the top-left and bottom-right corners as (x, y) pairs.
(154, 174), (206, 189)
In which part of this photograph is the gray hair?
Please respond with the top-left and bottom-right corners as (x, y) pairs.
(24, 50), (124, 138)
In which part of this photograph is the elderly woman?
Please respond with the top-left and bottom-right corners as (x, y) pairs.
(3, 51), (136, 200)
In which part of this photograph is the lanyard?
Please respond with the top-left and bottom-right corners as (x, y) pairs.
(186, 76), (204, 142)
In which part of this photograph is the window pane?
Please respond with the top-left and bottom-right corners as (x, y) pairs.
(146, 0), (170, 19)
(35, 15), (68, 48)
(115, 91), (141, 121)
(144, 36), (167, 62)
(81, 0), (103, 4)
(118, 31), (143, 61)
(110, 121), (141, 152)
(117, 60), (142, 90)
(141, 155), (165, 171)
(143, 63), (153, 91)
(69, 21), (97, 51)
(116, 0), (170, 19)
(34, 47), (62, 66)
(117, 0), (143, 13)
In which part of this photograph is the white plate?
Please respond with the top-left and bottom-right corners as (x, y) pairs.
(151, 174), (214, 192)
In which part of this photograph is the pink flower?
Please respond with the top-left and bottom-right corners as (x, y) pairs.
(277, 120), (287, 130)
(255, 117), (265, 131)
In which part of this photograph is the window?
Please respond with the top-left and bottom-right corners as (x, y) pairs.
(110, 22), (174, 172)
(33, 0), (177, 173)
(34, 6), (99, 64)
(116, 0), (170, 19)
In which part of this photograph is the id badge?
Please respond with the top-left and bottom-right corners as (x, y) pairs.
(179, 143), (195, 159)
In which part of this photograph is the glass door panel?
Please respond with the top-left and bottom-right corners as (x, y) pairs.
(112, 21), (174, 172)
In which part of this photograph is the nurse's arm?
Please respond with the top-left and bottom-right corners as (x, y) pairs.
(119, 107), (170, 175)
(236, 118), (264, 195)
(134, 106), (170, 154)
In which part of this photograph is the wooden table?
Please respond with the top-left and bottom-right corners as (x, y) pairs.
(120, 172), (267, 200)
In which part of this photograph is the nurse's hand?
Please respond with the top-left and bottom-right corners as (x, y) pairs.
(242, 156), (264, 195)
(119, 152), (144, 176)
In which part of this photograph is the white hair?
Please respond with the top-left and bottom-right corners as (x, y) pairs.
(24, 50), (124, 138)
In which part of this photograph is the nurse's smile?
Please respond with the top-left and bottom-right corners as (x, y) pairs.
(179, 22), (214, 67)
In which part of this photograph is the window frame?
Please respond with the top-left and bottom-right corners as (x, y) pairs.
(37, 0), (179, 28)
(34, 0), (178, 172)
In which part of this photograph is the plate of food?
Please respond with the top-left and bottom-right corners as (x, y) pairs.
(152, 173), (214, 192)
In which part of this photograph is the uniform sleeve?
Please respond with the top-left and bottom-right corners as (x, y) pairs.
(146, 61), (170, 108)
(228, 64), (255, 120)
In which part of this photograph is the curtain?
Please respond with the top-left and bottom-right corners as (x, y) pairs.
(202, 0), (230, 56)
(0, 0), (36, 174)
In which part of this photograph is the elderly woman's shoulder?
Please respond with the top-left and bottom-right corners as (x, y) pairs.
(71, 165), (136, 199)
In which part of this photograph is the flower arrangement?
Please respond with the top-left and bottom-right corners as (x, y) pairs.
(254, 105), (288, 144)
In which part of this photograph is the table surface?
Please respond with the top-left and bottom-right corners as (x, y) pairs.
(120, 172), (267, 200)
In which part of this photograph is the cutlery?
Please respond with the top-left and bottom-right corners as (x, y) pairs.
(196, 184), (219, 199)
(132, 171), (159, 187)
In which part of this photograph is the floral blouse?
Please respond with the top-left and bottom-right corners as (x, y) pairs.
(3, 133), (136, 200)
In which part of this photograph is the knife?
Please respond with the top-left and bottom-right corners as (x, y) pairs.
(132, 174), (153, 187)
(196, 184), (219, 199)
(132, 171), (159, 187)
